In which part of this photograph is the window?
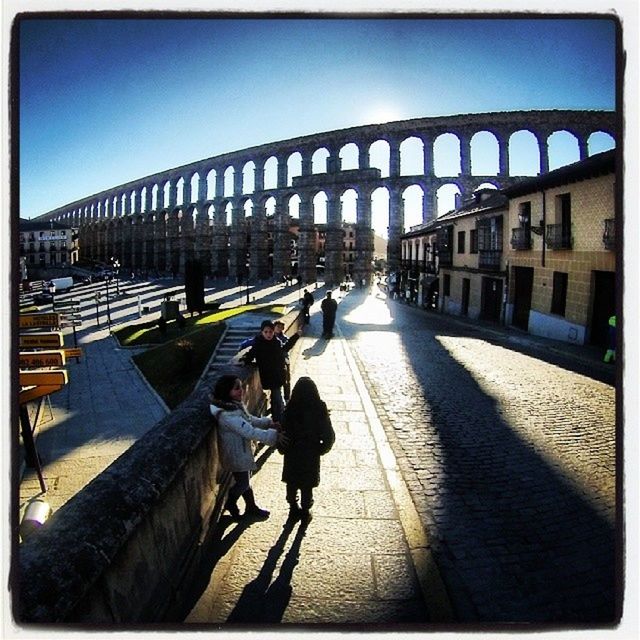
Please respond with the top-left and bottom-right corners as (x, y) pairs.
(457, 231), (466, 253)
(551, 271), (568, 316)
(470, 229), (478, 254)
(443, 273), (451, 296)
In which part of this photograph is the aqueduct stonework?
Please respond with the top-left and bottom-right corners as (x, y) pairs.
(33, 110), (616, 286)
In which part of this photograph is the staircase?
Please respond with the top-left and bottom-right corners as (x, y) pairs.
(207, 324), (261, 368)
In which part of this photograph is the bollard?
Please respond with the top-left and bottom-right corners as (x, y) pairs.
(20, 498), (51, 539)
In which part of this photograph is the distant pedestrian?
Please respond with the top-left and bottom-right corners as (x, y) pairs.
(273, 320), (292, 401)
(603, 314), (616, 363)
(209, 374), (287, 520)
(321, 290), (338, 338)
(302, 289), (314, 324)
(278, 376), (335, 523)
(242, 320), (301, 422)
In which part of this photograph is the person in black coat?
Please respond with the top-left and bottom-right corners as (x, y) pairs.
(242, 320), (300, 422)
(278, 376), (335, 523)
(321, 290), (338, 338)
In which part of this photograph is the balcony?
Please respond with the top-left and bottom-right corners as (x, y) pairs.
(603, 218), (615, 250)
(438, 249), (452, 267)
(545, 224), (572, 250)
(478, 249), (503, 271)
(510, 227), (532, 250)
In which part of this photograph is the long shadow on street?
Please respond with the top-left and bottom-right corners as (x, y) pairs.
(336, 289), (618, 624)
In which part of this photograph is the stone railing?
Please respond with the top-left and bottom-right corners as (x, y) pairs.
(16, 310), (304, 624)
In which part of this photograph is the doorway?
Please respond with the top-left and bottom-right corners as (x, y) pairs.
(590, 270), (616, 347)
(461, 278), (470, 316)
(481, 277), (503, 322)
(512, 267), (534, 330)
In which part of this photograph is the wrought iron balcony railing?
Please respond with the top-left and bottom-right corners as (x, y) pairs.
(510, 227), (532, 250)
(545, 223), (572, 250)
(478, 249), (503, 271)
(603, 218), (615, 250)
(438, 250), (452, 267)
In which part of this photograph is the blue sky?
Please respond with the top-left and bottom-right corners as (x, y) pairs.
(18, 16), (617, 231)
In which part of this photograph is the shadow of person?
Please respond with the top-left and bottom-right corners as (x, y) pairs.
(302, 338), (329, 359)
(226, 518), (308, 623)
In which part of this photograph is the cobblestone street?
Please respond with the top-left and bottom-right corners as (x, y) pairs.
(338, 287), (617, 623)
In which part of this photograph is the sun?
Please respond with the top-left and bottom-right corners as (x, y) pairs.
(363, 105), (403, 125)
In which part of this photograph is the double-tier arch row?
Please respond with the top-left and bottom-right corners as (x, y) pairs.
(32, 109), (616, 285)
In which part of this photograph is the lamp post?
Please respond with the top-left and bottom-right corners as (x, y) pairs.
(111, 257), (121, 295)
(105, 276), (112, 331)
(94, 291), (101, 328)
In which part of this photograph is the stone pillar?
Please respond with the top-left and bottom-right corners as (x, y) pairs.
(168, 177), (179, 209)
(198, 173), (208, 203)
(460, 134), (472, 176)
(272, 196), (290, 280)
(422, 135), (434, 177)
(577, 135), (588, 160)
(498, 135), (510, 176)
(276, 156), (288, 189)
(182, 175), (193, 206)
(144, 184), (154, 213)
(123, 217), (133, 269)
(179, 208), (196, 274)
(155, 213), (166, 273)
(228, 203), (246, 281)
(297, 193), (316, 284)
(194, 205), (212, 276)
(251, 202), (269, 280)
(211, 201), (229, 277)
(233, 164), (243, 196)
(389, 140), (401, 178)
(359, 145), (370, 170)
(165, 210), (180, 276)
(326, 148), (341, 174)
(536, 132), (549, 174)
(254, 159), (265, 192)
(387, 188), (403, 274)
(324, 191), (343, 286)
(354, 189), (374, 286)
(422, 182), (436, 223)
(301, 153), (312, 176)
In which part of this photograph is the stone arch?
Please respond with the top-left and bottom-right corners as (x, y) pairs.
(437, 183), (462, 216)
(547, 130), (580, 170)
(242, 161), (256, 194)
(264, 156), (278, 190)
(434, 133), (461, 177)
(340, 188), (358, 224)
(206, 168), (217, 200)
(339, 143), (359, 171)
(369, 139), (390, 178)
(470, 130), (500, 176)
(287, 193), (301, 220)
(287, 152), (302, 187)
(402, 184), (424, 230)
(588, 131), (616, 155)
(509, 130), (540, 176)
(223, 166), (235, 198)
(399, 136), (423, 176)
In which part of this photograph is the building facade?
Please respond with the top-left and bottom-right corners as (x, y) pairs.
(18, 219), (79, 277)
(400, 188), (508, 320)
(504, 150), (616, 346)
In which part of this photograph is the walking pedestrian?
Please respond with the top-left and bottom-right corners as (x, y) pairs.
(209, 375), (287, 520)
(603, 314), (616, 363)
(278, 376), (335, 523)
(302, 289), (314, 324)
(321, 290), (338, 338)
(241, 320), (301, 422)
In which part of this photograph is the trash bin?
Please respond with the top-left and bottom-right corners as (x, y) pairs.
(160, 300), (179, 320)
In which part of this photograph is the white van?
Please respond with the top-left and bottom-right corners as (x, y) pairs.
(47, 276), (74, 292)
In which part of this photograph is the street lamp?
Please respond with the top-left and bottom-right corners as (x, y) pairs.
(111, 257), (121, 295)
(104, 276), (112, 331)
(95, 292), (102, 328)
(518, 210), (545, 236)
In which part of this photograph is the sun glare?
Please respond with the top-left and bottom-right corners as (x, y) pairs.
(364, 105), (403, 125)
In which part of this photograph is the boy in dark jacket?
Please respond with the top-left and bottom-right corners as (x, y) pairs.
(242, 320), (300, 423)
(279, 376), (335, 523)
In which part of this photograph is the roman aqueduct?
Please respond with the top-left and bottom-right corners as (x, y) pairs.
(32, 110), (616, 286)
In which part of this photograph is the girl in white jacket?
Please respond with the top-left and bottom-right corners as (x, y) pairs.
(210, 374), (287, 520)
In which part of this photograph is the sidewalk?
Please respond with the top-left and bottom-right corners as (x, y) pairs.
(18, 323), (169, 519)
(185, 308), (453, 625)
